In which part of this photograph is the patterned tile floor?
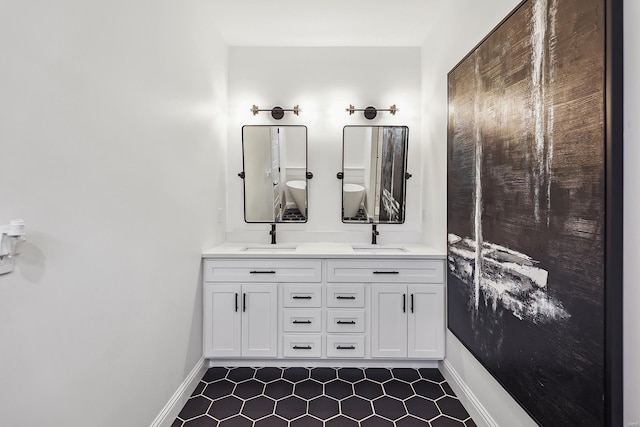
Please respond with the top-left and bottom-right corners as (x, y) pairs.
(343, 208), (368, 222)
(282, 208), (306, 222)
(172, 367), (475, 427)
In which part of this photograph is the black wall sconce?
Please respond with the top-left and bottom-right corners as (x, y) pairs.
(346, 104), (398, 120)
(251, 105), (299, 120)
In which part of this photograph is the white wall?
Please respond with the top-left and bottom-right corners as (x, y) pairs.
(0, 1), (228, 426)
(425, 0), (638, 425)
(623, 0), (640, 425)
(227, 47), (422, 244)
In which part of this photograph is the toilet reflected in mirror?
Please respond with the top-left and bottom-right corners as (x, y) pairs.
(241, 125), (308, 223)
(343, 183), (365, 218)
(286, 180), (307, 218)
(341, 126), (409, 224)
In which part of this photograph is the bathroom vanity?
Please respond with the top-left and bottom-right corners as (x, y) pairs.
(217, 123), (443, 366)
(202, 243), (445, 366)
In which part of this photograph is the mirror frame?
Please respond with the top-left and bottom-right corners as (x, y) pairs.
(341, 125), (409, 224)
(241, 125), (309, 224)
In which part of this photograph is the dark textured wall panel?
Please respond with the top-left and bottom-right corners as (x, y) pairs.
(447, 0), (606, 425)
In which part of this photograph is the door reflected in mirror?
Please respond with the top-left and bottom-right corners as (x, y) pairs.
(342, 126), (408, 224)
(242, 125), (308, 223)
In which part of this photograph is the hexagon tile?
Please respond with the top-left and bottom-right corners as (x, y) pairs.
(172, 367), (476, 427)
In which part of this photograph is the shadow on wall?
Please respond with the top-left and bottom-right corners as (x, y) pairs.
(16, 237), (46, 283)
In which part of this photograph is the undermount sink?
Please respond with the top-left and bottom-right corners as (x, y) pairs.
(241, 245), (297, 253)
(237, 244), (409, 254)
(351, 246), (408, 254)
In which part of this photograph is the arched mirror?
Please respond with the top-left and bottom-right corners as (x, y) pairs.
(341, 126), (409, 224)
(241, 125), (308, 223)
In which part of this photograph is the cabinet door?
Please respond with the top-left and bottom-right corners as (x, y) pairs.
(371, 284), (407, 358)
(407, 284), (444, 359)
(204, 284), (241, 358)
(241, 284), (278, 357)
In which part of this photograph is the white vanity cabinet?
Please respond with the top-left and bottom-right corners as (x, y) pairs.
(204, 283), (278, 358)
(371, 284), (444, 358)
(203, 259), (321, 359)
(325, 283), (366, 358)
(202, 246), (445, 363)
(281, 283), (323, 358)
(326, 259), (445, 360)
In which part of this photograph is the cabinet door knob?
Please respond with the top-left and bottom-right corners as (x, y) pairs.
(243, 293), (247, 312)
(402, 294), (406, 313)
(411, 294), (414, 313)
(235, 293), (238, 312)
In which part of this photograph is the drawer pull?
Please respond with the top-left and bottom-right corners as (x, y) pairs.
(243, 293), (247, 312)
(293, 345), (312, 350)
(336, 320), (356, 325)
(292, 295), (312, 300)
(373, 271), (400, 275)
(292, 320), (312, 324)
(337, 345), (356, 350)
(250, 270), (276, 274)
(411, 293), (415, 313)
(235, 293), (238, 312)
(402, 293), (406, 313)
(336, 295), (356, 300)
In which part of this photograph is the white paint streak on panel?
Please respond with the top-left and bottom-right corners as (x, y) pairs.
(546, 0), (558, 226)
(531, 0), (548, 224)
(473, 55), (483, 311)
(484, 258), (549, 290)
(448, 233), (570, 324)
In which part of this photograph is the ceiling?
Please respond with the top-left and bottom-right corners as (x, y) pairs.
(210, 0), (449, 47)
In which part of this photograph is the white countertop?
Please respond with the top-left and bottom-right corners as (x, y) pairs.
(202, 242), (446, 259)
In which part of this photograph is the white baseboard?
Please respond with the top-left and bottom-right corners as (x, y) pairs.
(205, 359), (438, 369)
(440, 359), (498, 427)
(149, 357), (208, 427)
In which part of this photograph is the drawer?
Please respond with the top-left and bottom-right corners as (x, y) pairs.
(326, 284), (365, 307)
(327, 310), (365, 333)
(283, 335), (322, 358)
(204, 259), (322, 283)
(283, 309), (322, 332)
(326, 335), (365, 358)
(326, 259), (444, 283)
(283, 285), (322, 308)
